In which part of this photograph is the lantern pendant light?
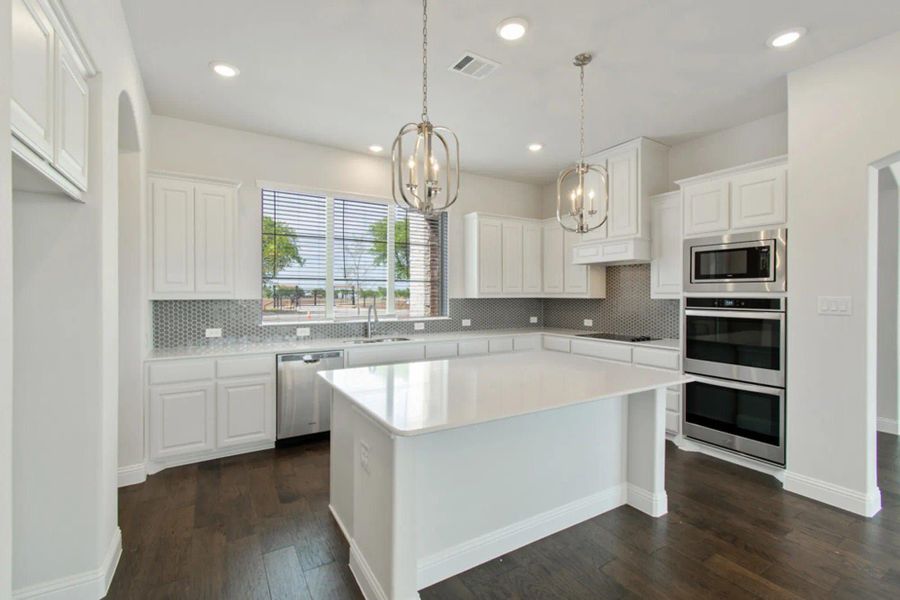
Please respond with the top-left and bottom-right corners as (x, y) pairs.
(391, 0), (460, 216)
(557, 52), (609, 234)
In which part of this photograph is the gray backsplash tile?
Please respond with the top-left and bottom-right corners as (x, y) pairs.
(152, 264), (679, 349)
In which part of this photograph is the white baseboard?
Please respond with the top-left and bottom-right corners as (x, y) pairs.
(13, 527), (121, 600)
(145, 441), (274, 475)
(877, 417), (900, 435)
(675, 436), (786, 482)
(349, 540), (400, 600)
(783, 471), (882, 517)
(626, 484), (667, 517)
(329, 504), (351, 542)
(117, 463), (146, 487)
(416, 485), (626, 590)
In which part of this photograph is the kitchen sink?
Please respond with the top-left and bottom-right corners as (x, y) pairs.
(352, 337), (411, 344)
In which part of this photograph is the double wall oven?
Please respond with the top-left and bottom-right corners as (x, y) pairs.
(681, 229), (787, 465)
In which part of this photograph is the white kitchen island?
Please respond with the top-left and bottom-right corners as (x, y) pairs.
(319, 350), (690, 600)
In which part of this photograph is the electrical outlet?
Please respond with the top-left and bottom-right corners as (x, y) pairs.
(818, 296), (852, 316)
(205, 328), (222, 338)
(583, 319), (593, 327)
(359, 441), (370, 474)
(530, 316), (538, 324)
(414, 322), (425, 331)
(461, 319), (471, 327)
(296, 327), (310, 337)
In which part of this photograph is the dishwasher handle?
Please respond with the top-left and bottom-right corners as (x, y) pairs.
(278, 351), (343, 364)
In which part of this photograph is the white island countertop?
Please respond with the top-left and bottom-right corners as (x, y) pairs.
(319, 350), (691, 437)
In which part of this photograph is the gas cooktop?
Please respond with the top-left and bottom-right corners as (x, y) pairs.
(576, 333), (661, 343)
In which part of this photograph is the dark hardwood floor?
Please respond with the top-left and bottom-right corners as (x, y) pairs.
(108, 434), (900, 599)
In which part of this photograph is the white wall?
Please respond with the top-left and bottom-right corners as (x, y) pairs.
(147, 116), (544, 300)
(10, 0), (150, 594)
(877, 166), (899, 433)
(0, 0), (14, 595)
(667, 112), (787, 185)
(784, 31), (900, 516)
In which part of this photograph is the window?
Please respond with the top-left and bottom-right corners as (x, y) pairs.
(261, 187), (447, 323)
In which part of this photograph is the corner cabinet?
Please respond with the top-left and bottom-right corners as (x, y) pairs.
(150, 172), (240, 299)
(570, 138), (670, 264)
(11, 0), (93, 201)
(464, 212), (604, 298)
(680, 156), (788, 238)
(650, 191), (682, 299)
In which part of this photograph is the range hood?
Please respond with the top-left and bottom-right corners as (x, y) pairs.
(571, 238), (651, 265)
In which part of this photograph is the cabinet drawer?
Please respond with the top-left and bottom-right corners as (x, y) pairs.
(216, 355), (274, 379)
(488, 337), (515, 353)
(633, 347), (680, 371)
(570, 340), (632, 363)
(425, 341), (459, 360)
(513, 335), (540, 352)
(148, 359), (215, 385)
(458, 339), (490, 357)
(346, 343), (425, 367)
(542, 336), (571, 353)
(665, 410), (680, 435)
(666, 389), (680, 412)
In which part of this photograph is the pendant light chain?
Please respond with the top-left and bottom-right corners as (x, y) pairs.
(421, 0), (429, 122)
(579, 63), (585, 165)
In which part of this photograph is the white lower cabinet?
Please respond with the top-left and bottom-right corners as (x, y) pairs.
(150, 381), (215, 460)
(488, 337), (514, 353)
(571, 339), (633, 363)
(425, 341), (459, 360)
(665, 409), (680, 436)
(513, 335), (540, 351)
(542, 335), (571, 353)
(458, 339), (490, 356)
(346, 343), (425, 367)
(216, 377), (274, 448)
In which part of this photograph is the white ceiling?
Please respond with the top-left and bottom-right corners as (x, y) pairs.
(121, 0), (900, 183)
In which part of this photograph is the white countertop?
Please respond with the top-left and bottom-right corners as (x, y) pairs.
(319, 350), (691, 437)
(145, 328), (680, 360)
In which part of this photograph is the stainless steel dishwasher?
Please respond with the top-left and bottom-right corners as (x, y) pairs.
(276, 350), (344, 442)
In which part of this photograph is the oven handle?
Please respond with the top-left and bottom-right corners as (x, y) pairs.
(685, 309), (784, 319)
(688, 375), (785, 397)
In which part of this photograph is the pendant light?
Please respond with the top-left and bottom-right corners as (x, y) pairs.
(391, 0), (460, 216)
(557, 53), (608, 234)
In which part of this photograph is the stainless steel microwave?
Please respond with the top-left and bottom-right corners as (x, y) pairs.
(684, 229), (786, 293)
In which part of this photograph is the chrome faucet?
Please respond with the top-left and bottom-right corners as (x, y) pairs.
(365, 305), (379, 339)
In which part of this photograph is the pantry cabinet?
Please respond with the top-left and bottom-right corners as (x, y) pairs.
(11, 0), (93, 199)
(679, 156), (788, 238)
(150, 172), (239, 299)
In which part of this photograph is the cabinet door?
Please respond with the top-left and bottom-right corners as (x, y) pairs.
(650, 194), (682, 298)
(478, 219), (503, 295)
(11, 0), (55, 160)
(150, 382), (215, 460)
(194, 184), (235, 295)
(730, 166), (787, 229)
(522, 223), (543, 294)
(542, 224), (564, 293)
(683, 180), (730, 236)
(606, 146), (639, 239)
(501, 221), (524, 294)
(563, 230), (588, 294)
(217, 377), (275, 448)
(54, 40), (89, 190)
(152, 179), (195, 294)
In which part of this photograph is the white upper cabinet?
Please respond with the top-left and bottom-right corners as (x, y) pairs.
(571, 138), (669, 264)
(477, 216), (503, 295)
(11, 0), (55, 161)
(563, 229), (588, 294)
(501, 221), (524, 294)
(522, 222), (543, 294)
(10, 0), (93, 199)
(679, 156), (788, 238)
(150, 173), (240, 298)
(542, 223), (564, 294)
(650, 192), (682, 299)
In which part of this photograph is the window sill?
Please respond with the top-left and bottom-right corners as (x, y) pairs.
(260, 316), (452, 327)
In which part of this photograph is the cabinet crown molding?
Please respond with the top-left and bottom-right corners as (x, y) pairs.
(47, 0), (97, 76)
(149, 170), (242, 189)
(674, 155), (787, 187)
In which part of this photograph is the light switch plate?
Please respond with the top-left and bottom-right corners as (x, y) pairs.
(461, 319), (472, 327)
(205, 328), (222, 338)
(414, 322), (425, 330)
(583, 319), (593, 327)
(530, 316), (538, 324)
(296, 327), (311, 337)
(818, 296), (852, 316)
(359, 441), (370, 474)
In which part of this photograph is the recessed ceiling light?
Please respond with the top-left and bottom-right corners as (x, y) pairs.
(210, 61), (240, 78)
(369, 145), (384, 153)
(496, 17), (528, 41)
(528, 143), (543, 152)
(767, 27), (806, 49)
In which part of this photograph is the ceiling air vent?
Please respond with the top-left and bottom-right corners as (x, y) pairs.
(449, 52), (500, 79)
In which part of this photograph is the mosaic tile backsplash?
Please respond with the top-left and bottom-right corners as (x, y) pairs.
(152, 264), (679, 348)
